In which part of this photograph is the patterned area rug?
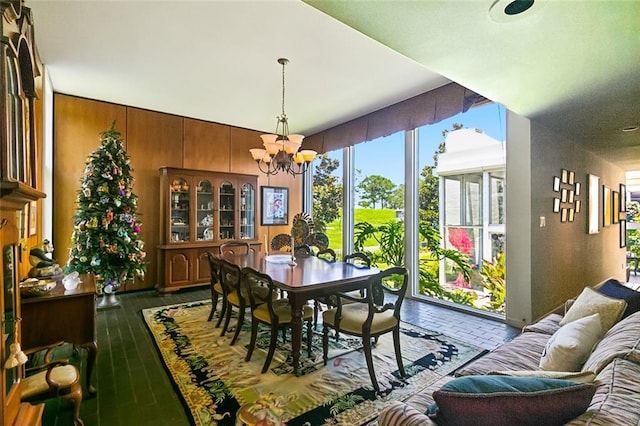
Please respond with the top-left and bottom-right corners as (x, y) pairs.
(142, 300), (486, 426)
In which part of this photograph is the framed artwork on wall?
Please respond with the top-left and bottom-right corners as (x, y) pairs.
(620, 183), (627, 218)
(561, 208), (568, 223)
(603, 186), (611, 227)
(261, 186), (289, 226)
(588, 174), (600, 234)
(620, 220), (627, 248)
(553, 176), (560, 192)
(29, 201), (37, 236)
(612, 191), (620, 224)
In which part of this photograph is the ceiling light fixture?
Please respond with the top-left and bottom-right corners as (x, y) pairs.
(489, 0), (544, 23)
(249, 58), (316, 177)
(622, 126), (639, 132)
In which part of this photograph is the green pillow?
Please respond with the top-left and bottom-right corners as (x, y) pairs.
(429, 375), (595, 426)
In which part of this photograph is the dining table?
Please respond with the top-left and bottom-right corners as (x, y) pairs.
(219, 251), (379, 374)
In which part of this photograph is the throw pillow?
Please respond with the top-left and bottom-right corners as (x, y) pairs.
(597, 278), (640, 318)
(540, 313), (603, 371)
(430, 375), (595, 426)
(560, 286), (627, 332)
(488, 370), (596, 383)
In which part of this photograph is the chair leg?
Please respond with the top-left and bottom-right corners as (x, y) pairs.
(306, 319), (313, 357)
(63, 381), (84, 426)
(313, 301), (320, 330)
(262, 324), (279, 374)
(245, 318), (259, 362)
(220, 305), (233, 336)
(322, 323), (329, 365)
(363, 333), (379, 392)
(393, 327), (406, 377)
(215, 298), (227, 328)
(208, 292), (219, 321)
(231, 306), (245, 345)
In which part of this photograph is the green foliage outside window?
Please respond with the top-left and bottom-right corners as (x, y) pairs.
(628, 201), (640, 257)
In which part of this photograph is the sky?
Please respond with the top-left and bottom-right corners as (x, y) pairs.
(325, 103), (506, 186)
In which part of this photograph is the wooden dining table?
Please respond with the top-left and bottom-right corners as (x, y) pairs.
(220, 251), (379, 374)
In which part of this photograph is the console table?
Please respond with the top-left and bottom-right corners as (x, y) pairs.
(21, 275), (98, 394)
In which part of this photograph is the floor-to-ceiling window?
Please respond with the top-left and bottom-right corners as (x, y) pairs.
(311, 102), (506, 316)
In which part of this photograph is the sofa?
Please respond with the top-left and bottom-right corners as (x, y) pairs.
(378, 279), (640, 426)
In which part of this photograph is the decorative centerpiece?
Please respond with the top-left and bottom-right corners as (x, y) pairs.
(65, 122), (147, 309)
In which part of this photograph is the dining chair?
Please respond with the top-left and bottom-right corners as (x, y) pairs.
(312, 251), (372, 329)
(242, 267), (314, 373)
(206, 253), (226, 326)
(21, 341), (84, 426)
(344, 252), (372, 268)
(220, 240), (253, 255)
(294, 244), (313, 256)
(219, 259), (271, 345)
(322, 266), (409, 392)
(317, 248), (337, 262)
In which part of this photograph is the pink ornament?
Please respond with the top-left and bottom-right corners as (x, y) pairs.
(134, 225), (141, 233)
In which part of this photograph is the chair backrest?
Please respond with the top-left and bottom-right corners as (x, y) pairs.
(218, 258), (242, 296)
(207, 253), (223, 293)
(241, 267), (279, 318)
(220, 240), (252, 255)
(344, 252), (372, 268)
(294, 244), (313, 256)
(317, 248), (337, 262)
(366, 266), (408, 318)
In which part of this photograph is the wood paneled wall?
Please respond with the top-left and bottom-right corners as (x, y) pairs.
(53, 94), (302, 291)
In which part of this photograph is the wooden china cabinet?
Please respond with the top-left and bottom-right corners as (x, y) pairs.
(156, 167), (260, 293)
(1, 1), (47, 425)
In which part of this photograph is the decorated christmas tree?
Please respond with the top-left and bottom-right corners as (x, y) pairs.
(66, 122), (146, 299)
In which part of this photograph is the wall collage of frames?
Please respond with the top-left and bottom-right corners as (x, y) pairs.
(552, 169), (581, 223)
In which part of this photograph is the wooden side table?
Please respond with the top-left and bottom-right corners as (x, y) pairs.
(20, 274), (97, 394)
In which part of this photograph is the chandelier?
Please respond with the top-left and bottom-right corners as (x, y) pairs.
(249, 58), (317, 176)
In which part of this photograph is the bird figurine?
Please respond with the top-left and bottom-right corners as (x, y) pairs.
(29, 247), (56, 268)
(27, 239), (63, 279)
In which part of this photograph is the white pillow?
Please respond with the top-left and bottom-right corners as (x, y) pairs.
(540, 313), (603, 372)
(560, 286), (627, 332)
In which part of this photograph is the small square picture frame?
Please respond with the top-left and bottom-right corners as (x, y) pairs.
(553, 176), (561, 192)
(553, 198), (560, 213)
(568, 171), (575, 185)
(561, 169), (568, 184)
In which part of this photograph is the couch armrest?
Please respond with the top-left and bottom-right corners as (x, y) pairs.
(378, 401), (436, 426)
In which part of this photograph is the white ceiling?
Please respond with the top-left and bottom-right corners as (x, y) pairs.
(28, 0), (640, 169)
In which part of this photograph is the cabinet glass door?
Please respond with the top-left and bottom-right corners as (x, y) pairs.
(170, 177), (190, 242)
(240, 183), (255, 239)
(219, 182), (235, 240)
(196, 179), (214, 241)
